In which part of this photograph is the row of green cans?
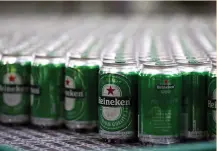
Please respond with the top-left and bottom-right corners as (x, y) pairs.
(30, 35), (105, 129)
(98, 37), (182, 144)
(97, 32), (215, 145)
(0, 33), (72, 125)
(63, 26), (127, 130)
(0, 23), (121, 127)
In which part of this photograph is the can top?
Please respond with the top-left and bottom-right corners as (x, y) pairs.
(102, 38), (136, 64)
(142, 59), (177, 68)
(139, 34), (173, 63)
(176, 57), (210, 65)
(103, 53), (136, 64)
(140, 56), (172, 63)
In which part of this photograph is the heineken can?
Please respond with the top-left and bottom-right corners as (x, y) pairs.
(47, 41), (75, 127)
(207, 60), (216, 140)
(0, 36), (38, 124)
(177, 58), (210, 140)
(64, 57), (100, 131)
(64, 38), (101, 132)
(0, 52), (31, 124)
(98, 42), (138, 143)
(138, 60), (182, 144)
(30, 50), (65, 127)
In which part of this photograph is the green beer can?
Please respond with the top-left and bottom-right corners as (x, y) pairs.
(31, 55), (65, 127)
(0, 45), (32, 124)
(64, 37), (101, 131)
(207, 60), (216, 140)
(30, 38), (68, 127)
(177, 58), (210, 140)
(138, 60), (182, 144)
(98, 40), (138, 143)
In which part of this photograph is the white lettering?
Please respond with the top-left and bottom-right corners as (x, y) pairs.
(98, 97), (131, 106)
(65, 89), (84, 98)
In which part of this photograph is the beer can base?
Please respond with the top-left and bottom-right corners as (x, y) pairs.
(0, 114), (29, 124)
(100, 138), (138, 144)
(31, 117), (59, 128)
(184, 131), (207, 141)
(65, 121), (97, 132)
(139, 135), (180, 145)
(99, 130), (136, 142)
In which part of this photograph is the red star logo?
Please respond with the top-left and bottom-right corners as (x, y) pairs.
(164, 80), (168, 84)
(107, 86), (115, 95)
(9, 75), (15, 82)
(65, 79), (70, 85)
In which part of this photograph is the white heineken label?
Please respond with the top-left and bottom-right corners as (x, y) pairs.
(64, 75), (77, 112)
(98, 97), (131, 106)
(1, 73), (26, 107)
(156, 79), (175, 95)
(65, 88), (84, 98)
(0, 62), (30, 116)
(0, 84), (29, 93)
(98, 73), (137, 139)
(64, 65), (99, 124)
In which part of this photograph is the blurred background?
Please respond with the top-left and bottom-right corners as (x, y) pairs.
(0, 1), (215, 16)
(0, 1), (215, 55)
